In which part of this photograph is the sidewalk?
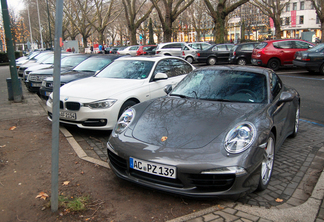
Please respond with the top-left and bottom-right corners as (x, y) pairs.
(1, 65), (324, 221)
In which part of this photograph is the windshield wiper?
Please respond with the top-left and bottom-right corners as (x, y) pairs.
(201, 98), (232, 102)
(170, 94), (188, 99)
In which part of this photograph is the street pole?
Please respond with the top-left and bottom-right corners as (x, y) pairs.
(27, 6), (33, 50)
(51, 0), (63, 212)
(46, 0), (52, 49)
(36, 0), (44, 49)
(1, 0), (22, 102)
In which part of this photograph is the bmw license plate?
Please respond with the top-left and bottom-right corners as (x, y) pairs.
(130, 157), (176, 179)
(60, 111), (76, 120)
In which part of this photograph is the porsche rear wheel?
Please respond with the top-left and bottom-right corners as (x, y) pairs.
(289, 104), (300, 138)
(257, 132), (275, 191)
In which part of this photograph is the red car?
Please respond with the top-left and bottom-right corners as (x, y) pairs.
(136, 45), (157, 56)
(251, 39), (314, 70)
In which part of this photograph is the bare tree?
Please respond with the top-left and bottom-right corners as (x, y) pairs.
(251, 0), (289, 39)
(309, 0), (324, 42)
(150, 0), (195, 42)
(204, 0), (249, 43)
(122, 0), (155, 45)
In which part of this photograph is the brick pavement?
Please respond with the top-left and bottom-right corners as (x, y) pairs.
(2, 65), (324, 221)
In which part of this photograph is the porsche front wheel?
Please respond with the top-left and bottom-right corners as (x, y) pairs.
(257, 132), (275, 191)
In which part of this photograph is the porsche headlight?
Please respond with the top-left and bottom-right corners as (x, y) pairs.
(83, 99), (116, 109)
(224, 122), (256, 154)
(114, 108), (135, 134)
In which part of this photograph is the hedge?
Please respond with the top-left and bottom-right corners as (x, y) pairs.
(0, 51), (23, 63)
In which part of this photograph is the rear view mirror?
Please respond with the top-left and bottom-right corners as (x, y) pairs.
(154, 72), (168, 80)
(164, 85), (172, 94)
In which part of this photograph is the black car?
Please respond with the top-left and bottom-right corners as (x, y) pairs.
(228, 42), (259, 65)
(293, 43), (324, 74)
(26, 54), (92, 93)
(197, 44), (235, 65)
(39, 54), (122, 99)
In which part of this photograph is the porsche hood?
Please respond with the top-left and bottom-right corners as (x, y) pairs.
(132, 97), (265, 149)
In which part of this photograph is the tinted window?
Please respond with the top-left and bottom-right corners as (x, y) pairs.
(241, 44), (255, 50)
(96, 60), (154, 79)
(273, 41), (293, 49)
(154, 59), (172, 76)
(216, 45), (227, 51)
(256, 42), (268, 49)
(162, 43), (182, 49)
(269, 71), (282, 98)
(294, 41), (312, 49)
(169, 59), (193, 77)
(171, 69), (267, 103)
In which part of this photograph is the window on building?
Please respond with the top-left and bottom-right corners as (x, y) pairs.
(280, 18), (284, 26)
(300, 16), (304, 24)
(311, 2), (315, 9)
(293, 2), (297, 10)
(300, 1), (304, 10)
(286, 4), (290, 12)
(317, 16), (320, 24)
(285, 17), (290, 25)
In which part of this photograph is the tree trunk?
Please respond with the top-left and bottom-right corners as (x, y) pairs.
(130, 28), (137, 45)
(215, 17), (225, 43)
(98, 30), (104, 46)
(321, 21), (324, 43)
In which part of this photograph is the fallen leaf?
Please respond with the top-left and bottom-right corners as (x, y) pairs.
(81, 171), (84, 175)
(75, 162), (78, 164)
(275, 198), (283, 202)
(63, 181), (70, 186)
(218, 205), (224, 210)
(0, 145), (6, 148)
(36, 192), (49, 200)
(9, 126), (16, 131)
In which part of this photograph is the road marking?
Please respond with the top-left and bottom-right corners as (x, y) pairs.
(300, 119), (324, 127)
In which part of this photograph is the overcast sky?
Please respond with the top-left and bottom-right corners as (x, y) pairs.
(8, 0), (25, 13)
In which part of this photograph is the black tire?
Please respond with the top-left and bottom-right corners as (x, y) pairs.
(257, 132), (275, 191)
(186, 56), (194, 64)
(207, 57), (217, 65)
(267, 58), (280, 71)
(118, 100), (137, 119)
(320, 63), (324, 75)
(289, 103), (300, 138)
(237, 58), (247, 66)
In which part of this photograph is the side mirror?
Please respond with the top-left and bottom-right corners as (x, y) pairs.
(154, 72), (168, 81)
(94, 70), (100, 75)
(279, 91), (294, 102)
(164, 84), (172, 94)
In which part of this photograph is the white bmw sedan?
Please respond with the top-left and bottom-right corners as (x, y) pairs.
(46, 56), (195, 130)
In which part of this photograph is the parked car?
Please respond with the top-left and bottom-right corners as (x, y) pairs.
(187, 42), (211, 50)
(40, 54), (121, 99)
(196, 44), (235, 65)
(26, 54), (92, 93)
(136, 45), (157, 56)
(117, 45), (140, 56)
(228, 42), (259, 65)
(293, 43), (324, 74)
(17, 51), (53, 76)
(155, 42), (186, 57)
(107, 65), (300, 197)
(46, 56), (195, 130)
(251, 39), (314, 71)
(109, 46), (125, 54)
(181, 44), (198, 64)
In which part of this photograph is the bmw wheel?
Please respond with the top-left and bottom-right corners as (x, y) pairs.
(207, 57), (217, 65)
(118, 100), (137, 119)
(237, 58), (247, 66)
(257, 132), (275, 191)
(267, 58), (280, 71)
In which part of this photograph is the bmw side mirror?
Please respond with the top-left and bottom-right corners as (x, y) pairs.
(154, 72), (168, 81)
(164, 84), (172, 94)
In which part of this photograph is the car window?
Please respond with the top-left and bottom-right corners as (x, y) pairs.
(269, 71), (282, 98)
(73, 57), (114, 72)
(130, 46), (139, 50)
(294, 41), (312, 49)
(154, 59), (172, 77)
(308, 43), (324, 52)
(183, 46), (190, 50)
(169, 58), (193, 77)
(273, 41), (293, 49)
(170, 69), (267, 103)
(255, 42), (268, 49)
(217, 45), (228, 51)
(241, 44), (255, 50)
(231, 45), (238, 52)
(96, 60), (154, 79)
(226, 45), (234, 50)
(61, 56), (87, 67)
(188, 43), (201, 50)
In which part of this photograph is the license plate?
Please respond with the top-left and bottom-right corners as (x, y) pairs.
(296, 56), (301, 60)
(31, 83), (41, 87)
(60, 111), (76, 120)
(130, 157), (176, 179)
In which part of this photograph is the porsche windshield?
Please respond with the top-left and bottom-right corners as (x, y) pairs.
(170, 69), (267, 103)
(96, 60), (154, 79)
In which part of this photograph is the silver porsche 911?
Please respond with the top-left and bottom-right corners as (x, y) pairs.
(107, 66), (300, 197)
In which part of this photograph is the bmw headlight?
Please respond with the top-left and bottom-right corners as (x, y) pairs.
(83, 99), (116, 109)
(114, 108), (135, 134)
(224, 122), (256, 154)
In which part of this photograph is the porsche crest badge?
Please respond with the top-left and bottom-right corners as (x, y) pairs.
(161, 136), (168, 142)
